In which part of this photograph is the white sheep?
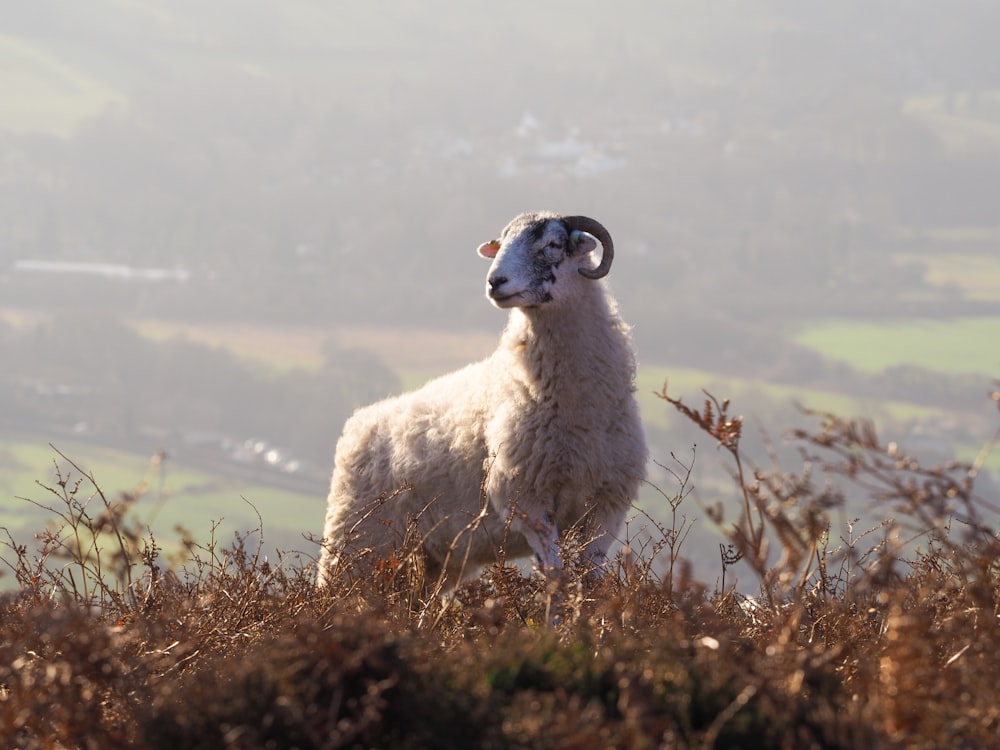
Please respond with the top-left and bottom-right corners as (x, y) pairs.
(317, 211), (647, 588)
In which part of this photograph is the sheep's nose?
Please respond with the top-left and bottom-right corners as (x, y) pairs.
(488, 275), (508, 291)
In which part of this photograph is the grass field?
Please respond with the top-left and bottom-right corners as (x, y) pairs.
(0, 439), (321, 560)
(910, 251), (1000, 302)
(793, 316), (1000, 376)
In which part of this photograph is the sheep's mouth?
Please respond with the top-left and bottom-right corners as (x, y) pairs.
(488, 290), (527, 307)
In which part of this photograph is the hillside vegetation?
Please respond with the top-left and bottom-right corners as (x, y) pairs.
(1, 386), (998, 749)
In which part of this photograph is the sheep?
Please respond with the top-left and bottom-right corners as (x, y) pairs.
(317, 211), (647, 588)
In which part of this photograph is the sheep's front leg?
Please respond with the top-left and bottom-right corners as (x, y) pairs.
(515, 507), (562, 573)
(584, 532), (612, 570)
(581, 500), (625, 575)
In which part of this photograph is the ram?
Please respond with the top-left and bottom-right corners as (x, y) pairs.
(317, 212), (647, 587)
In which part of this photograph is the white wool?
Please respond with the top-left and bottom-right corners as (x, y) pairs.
(317, 212), (647, 587)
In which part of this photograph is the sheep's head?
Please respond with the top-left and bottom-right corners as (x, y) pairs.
(477, 212), (614, 309)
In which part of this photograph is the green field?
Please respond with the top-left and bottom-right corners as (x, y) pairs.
(793, 316), (1000, 376)
(0, 439), (321, 557)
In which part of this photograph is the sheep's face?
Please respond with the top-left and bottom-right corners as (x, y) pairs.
(477, 212), (600, 310)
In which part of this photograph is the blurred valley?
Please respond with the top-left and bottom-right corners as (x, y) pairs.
(2, 0), (999, 578)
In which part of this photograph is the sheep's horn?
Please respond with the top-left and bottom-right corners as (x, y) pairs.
(562, 215), (614, 279)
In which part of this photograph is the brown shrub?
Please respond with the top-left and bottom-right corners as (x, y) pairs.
(0, 383), (997, 748)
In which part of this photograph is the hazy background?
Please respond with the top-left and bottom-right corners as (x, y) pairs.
(2, 1), (999, 580)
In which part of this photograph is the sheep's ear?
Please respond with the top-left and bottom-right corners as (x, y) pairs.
(569, 230), (598, 256)
(478, 240), (501, 259)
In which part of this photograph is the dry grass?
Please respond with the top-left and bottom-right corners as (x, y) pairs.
(1, 385), (998, 749)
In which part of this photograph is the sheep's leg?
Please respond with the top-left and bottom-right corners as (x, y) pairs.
(580, 502), (625, 577)
(585, 534), (612, 568)
(581, 533), (615, 583)
(515, 509), (562, 572)
(516, 507), (565, 627)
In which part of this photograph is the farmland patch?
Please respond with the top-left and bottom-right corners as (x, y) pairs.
(793, 317), (1000, 377)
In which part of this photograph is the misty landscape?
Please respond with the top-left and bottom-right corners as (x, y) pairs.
(3, 2), (1000, 747)
(2, 1), (1000, 577)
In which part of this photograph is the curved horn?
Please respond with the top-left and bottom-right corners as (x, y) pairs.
(562, 215), (614, 279)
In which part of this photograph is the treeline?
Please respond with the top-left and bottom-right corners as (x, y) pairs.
(0, 314), (399, 470)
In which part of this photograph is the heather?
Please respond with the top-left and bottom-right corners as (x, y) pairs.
(2, 386), (998, 749)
